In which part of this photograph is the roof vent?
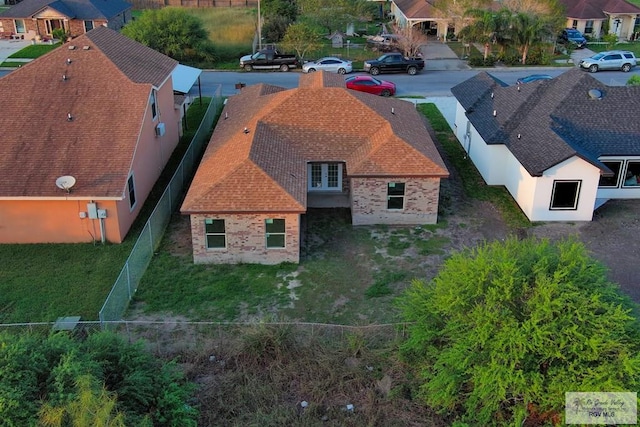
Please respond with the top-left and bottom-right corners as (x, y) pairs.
(68, 45), (76, 50)
(83, 45), (90, 50)
(588, 89), (603, 100)
(243, 127), (249, 134)
(66, 58), (72, 64)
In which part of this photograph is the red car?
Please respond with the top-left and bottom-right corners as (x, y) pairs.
(345, 75), (396, 97)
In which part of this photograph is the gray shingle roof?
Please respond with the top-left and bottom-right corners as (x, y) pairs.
(451, 68), (640, 176)
(0, 0), (131, 19)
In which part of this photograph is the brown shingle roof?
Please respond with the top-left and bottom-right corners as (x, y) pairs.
(181, 72), (448, 214)
(0, 27), (176, 199)
(559, 0), (640, 19)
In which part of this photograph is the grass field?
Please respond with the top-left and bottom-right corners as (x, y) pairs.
(0, 99), (214, 324)
(8, 43), (61, 58)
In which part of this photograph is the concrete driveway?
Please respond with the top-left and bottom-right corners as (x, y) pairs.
(0, 39), (30, 64)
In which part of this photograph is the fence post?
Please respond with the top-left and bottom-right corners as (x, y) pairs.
(126, 263), (132, 299)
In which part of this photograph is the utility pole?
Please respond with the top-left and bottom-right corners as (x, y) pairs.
(258, 0), (262, 51)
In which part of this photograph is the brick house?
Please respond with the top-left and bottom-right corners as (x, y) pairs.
(181, 72), (449, 265)
(0, 26), (182, 244)
(450, 68), (640, 222)
(0, 0), (131, 41)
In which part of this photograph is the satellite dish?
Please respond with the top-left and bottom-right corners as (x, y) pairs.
(55, 175), (77, 193)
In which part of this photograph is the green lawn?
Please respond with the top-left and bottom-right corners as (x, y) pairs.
(0, 99), (214, 324)
(8, 43), (61, 58)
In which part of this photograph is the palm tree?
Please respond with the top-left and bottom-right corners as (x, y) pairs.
(508, 12), (556, 65)
(458, 8), (512, 60)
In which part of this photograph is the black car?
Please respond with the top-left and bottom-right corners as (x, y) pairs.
(558, 28), (587, 48)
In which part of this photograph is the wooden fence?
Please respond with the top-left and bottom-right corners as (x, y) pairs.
(130, 0), (257, 8)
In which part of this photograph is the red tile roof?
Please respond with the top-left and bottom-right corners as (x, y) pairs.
(0, 27), (177, 199)
(181, 72), (449, 214)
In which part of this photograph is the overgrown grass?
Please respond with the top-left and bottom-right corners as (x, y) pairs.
(0, 99), (215, 323)
(418, 103), (530, 229)
(184, 324), (446, 426)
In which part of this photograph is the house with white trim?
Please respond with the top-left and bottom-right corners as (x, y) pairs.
(450, 68), (640, 222)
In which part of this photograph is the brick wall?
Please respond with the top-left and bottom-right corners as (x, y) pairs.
(351, 177), (440, 225)
(190, 213), (300, 264)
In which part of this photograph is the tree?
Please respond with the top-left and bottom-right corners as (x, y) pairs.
(298, 0), (375, 34)
(280, 23), (323, 60)
(261, 0), (298, 22)
(0, 331), (197, 426)
(39, 375), (127, 427)
(121, 8), (213, 63)
(393, 24), (429, 57)
(509, 12), (556, 65)
(458, 8), (512, 60)
(399, 238), (640, 426)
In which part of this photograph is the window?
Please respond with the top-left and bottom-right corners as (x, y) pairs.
(572, 20), (578, 29)
(205, 219), (226, 249)
(584, 20), (594, 34)
(265, 219), (285, 248)
(623, 161), (640, 187)
(387, 182), (405, 210)
(599, 160), (623, 187)
(150, 90), (157, 120)
(127, 175), (136, 209)
(14, 19), (25, 33)
(550, 180), (580, 210)
(84, 20), (94, 32)
(307, 163), (342, 191)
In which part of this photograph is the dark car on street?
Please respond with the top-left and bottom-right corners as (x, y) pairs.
(516, 74), (552, 84)
(345, 75), (396, 96)
(558, 28), (587, 48)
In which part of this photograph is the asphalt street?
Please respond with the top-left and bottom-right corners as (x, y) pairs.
(2, 65), (639, 98)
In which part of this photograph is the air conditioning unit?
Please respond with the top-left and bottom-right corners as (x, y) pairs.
(155, 122), (166, 137)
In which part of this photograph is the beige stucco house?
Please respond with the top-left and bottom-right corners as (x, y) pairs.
(0, 26), (183, 244)
(559, 0), (640, 40)
(181, 72), (449, 265)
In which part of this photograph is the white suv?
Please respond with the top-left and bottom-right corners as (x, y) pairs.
(579, 50), (637, 73)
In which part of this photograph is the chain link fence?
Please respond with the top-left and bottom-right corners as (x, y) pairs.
(99, 88), (222, 326)
(0, 321), (409, 357)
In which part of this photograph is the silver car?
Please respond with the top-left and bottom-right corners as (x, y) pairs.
(302, 57), (352, 74)
(579, 50), (637, 73)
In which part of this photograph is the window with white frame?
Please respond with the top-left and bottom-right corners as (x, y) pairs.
(584, 20), (594, 34)
(550, 180), (580, 210)
(307, 163), (342, 191)
(387, 182), (405, 210)
(572, 20), (578, 29)
(14, 19), (25, 33)
(205, 219), (226, 249)
(84, 20), (94, 32)
(127, 174), (136, 209)
(265, 219), (285, 248)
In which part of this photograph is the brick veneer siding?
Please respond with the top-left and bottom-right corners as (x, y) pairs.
(190, 213), (300, 264)
(1, 11), (129, 40)
(351, 177), (440, 225)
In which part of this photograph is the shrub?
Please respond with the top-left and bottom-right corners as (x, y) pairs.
(627, 74), (640, 86)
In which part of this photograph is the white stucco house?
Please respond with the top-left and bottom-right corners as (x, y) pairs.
(450, 68), (640, 222)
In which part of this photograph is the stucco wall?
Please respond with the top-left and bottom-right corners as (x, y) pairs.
(190, 213), (300, 264)
(0, 199), (122, 243)
(114, 81), (181, 242)
(351, 177), (440, 225)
